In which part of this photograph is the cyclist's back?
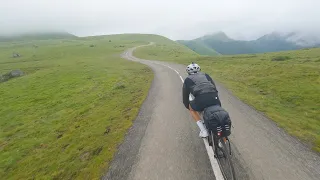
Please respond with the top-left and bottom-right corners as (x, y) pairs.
(183, 71), (221, 112)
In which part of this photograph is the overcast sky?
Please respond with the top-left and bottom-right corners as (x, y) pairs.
(1, 0), (319, 40)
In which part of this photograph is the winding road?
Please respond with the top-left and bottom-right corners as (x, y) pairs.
(103, 44), (320, 180)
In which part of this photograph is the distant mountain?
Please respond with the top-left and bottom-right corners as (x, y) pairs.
(0, 32), (77, 42)
(178, 32), (320, 55)
(176, 39), (220, 56)
(198, 31), (233, 42)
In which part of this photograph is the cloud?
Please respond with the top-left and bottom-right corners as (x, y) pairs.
(1, 0), (319, 40)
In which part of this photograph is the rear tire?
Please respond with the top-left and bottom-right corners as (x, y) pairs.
(216, 138), (237, 180)
(208, 131), (213, 146)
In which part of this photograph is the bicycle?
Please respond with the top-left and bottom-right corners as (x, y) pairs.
(189, 94), (236, 179)
(200, 113), (237, 180)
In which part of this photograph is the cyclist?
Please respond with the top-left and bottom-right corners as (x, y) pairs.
(182, 62), (221, 138)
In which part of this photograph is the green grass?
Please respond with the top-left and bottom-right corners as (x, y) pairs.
(134, 42), (320, 152)
(0, 34), (156, 179)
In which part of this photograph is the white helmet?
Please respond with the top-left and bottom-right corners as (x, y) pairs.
(186, 62), (201, 75)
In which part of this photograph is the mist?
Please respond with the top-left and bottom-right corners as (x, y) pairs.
(1, 0), (319, 40)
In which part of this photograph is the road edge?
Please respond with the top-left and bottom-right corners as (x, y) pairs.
(102, 44), (157, 180)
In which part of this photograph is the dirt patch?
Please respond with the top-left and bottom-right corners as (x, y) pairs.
(92, 146), (103, 156)
(0, 69), (24, 83)
(80, 152), (90, 161)
(104, 127), (111, 135)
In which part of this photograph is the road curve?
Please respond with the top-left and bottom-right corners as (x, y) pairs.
(103, 44), (320, 180)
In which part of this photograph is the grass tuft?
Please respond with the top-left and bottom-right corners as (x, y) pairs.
(113, 82), (126, 90)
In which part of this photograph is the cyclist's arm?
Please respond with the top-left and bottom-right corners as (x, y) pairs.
(182, 78), (192, 109)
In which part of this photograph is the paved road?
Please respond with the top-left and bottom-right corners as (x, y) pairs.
(103, 44), (320, 180)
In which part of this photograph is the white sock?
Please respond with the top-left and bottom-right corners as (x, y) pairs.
(196, 120), (207, 132)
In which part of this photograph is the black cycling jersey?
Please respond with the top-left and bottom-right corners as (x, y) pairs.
(182, 72), (221, 111)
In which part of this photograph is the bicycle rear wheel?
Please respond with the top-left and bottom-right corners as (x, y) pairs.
(216, 137), (236, 180)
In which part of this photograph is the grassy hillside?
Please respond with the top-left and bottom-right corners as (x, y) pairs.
(0, 32), (77, 42)
(0, 34), (163, 179)
(135, 42), (320, 152)
(177, 40), (220, 56)
(133, 38), (199, 61)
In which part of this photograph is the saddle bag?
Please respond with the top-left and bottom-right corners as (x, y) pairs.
(203, 105), (232, 137)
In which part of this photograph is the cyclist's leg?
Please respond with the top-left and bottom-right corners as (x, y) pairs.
(189, 103), (208, 137)
(189, 104), (201, 122)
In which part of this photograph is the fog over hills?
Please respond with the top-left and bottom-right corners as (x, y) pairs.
(177, 31), (320, 55)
